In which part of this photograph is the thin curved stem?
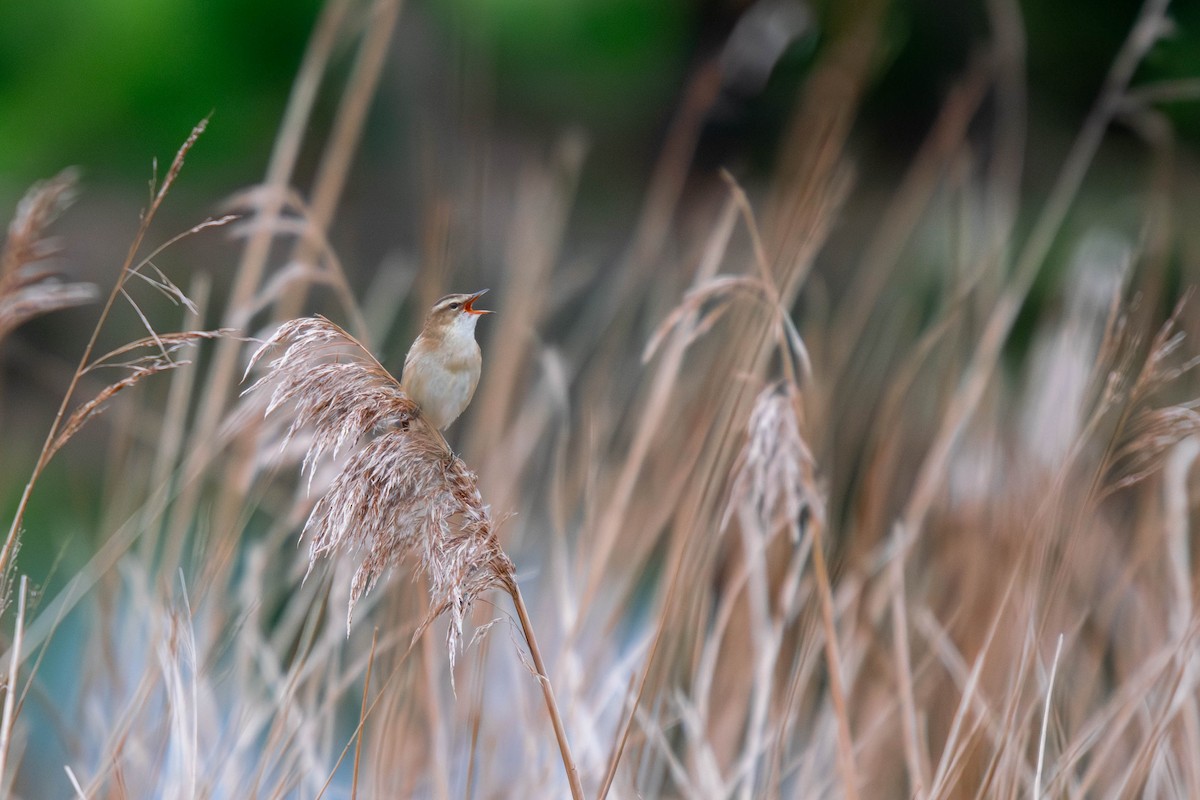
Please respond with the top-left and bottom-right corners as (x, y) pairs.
(506, 578), (584, 800)
(0, 120), (208, 581)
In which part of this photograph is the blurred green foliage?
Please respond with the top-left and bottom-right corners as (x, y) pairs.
(0, 0), (321, 187)
(435, 0), (690, 133)
(2, 0), (1197, 194)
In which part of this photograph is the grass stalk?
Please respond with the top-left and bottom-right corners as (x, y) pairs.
(0, 576), (26, 790)
(505, 577), (584, 800)
(171, 0), (354, 552)
(273, 0), (403, 327)
(350, 628), (378, 800)
(1034, 634), (1065, 798)
(809, 519), (860, 800)
(0, 120), (208, 581)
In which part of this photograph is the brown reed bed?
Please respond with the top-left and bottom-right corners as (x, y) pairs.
(1, 0), (1199, 797)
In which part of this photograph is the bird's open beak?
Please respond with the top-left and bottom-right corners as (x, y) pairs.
(463, 289), (493, 315)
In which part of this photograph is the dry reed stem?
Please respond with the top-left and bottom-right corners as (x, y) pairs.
(809, 519), (859, 800)
(507, 578), (585, 800)
(64, 766), (86, 799)
(463, 639), (489, 800)
(900, 0), (1173, 542)
(619, 59), (721, 292)
(920, 607), (1007, 796)
(0, 118), (208, 590)
(350, 627), (378, 800)
(623, 19), (882, 785)
(314, 634), (429, 800)
(273, 0), (403, 323)
(983, 0), (1029, 243)
(468, 132), (587, 463)
(220, 203), (369, 340)
(139, 275), (210, 563)
(722, 382), (850, 797)
(879, 4), (1174, 793)
(179, 0), (354, 560)
(48, 329), (230, 460)
(589, 197), (745, 798)
(617, 153), (847, 799)
(419, 596), (452, 800)
(648, 147), (838, 782)
(1033, 633), (1064, 798)
(827, 57), (991, 376)
(0, 576), (26, 791)
(577, 194), (739, 630)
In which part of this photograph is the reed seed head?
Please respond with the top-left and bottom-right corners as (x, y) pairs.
(247, 316), (513, 662)
(0, 169), (97, 344)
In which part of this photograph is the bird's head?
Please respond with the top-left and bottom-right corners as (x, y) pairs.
(424, 289), (493, 338)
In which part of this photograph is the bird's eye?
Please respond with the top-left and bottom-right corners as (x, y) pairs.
(448, 302), (460, 310)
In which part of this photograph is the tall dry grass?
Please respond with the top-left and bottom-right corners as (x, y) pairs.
(1, 0), (1199, 798)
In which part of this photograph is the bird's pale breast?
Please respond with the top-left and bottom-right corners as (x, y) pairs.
(402, 333), (481, 430)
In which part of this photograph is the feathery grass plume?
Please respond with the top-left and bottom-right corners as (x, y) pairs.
(48, 329), (231, 460)
(246, 315), (514, 662)
(724, 380), (822, 541)
(0, 169), (98, 344)
(1102, 295), (1200, 495)
(0, 120), (211, 586)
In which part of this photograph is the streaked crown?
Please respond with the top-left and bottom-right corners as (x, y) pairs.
(427, 289), (492, 320)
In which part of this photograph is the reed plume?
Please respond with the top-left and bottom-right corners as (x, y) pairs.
(246, 315), (514, 661)
(246, 314), (583, 798)
(724, 380), (822, 542)
(0, 170), (97, 345)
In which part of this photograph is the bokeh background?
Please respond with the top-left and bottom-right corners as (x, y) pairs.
(3, 0), (1200, 797)
(4, 0), (1199, 517)
(3, 0), (1197, 587)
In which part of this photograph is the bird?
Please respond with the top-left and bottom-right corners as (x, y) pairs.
(401, 289), (493, 430)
